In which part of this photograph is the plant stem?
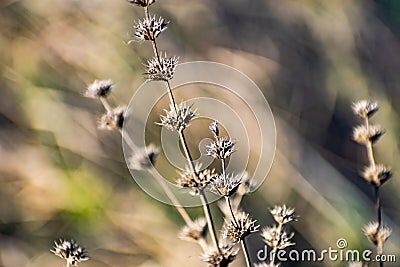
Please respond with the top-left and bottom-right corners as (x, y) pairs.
(270, 222), (283, 265)
(365, 118), (376, 168)
(143, 4), (221, 254)
(178, 130), (197, 172)
(100, 97), (113, 113)
(225, 196), (238, 227)
(364, 118), (384, 267)
(66, 262), (70, 267)
(200, 191), (220, 252)
(241, 239), (251, 267)
(118, 129), (193, 225)
(375, 187), (382, 227)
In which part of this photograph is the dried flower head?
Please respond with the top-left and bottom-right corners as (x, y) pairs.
(353, 124), (384, 145)
(178, 217), (208, 242)
(177, 164), (216, 195)
(51, 239), (89, 266)
(145, 54), (178, 81)
(159, 102), (196, 132)
(98, 106), (126, 130)
(237, 172), (256, 195)
(200, 241), (239, 267)
(127, 0), (156, 7)
(134, 16), (168, 41)
(128, 144), (159, 170)
(223, 212), (259, 243)
(352, 100), (378, 119)
(206, 137), (237, 159)
(261, 225), (295, 250)
(269, 205), (298, 224)
(210, 173), (242, 197)
(85, 79), (114, 99)
(362, 164), (392, 187)
(209, 120), (219, 137)
(363, 222), (392, 247)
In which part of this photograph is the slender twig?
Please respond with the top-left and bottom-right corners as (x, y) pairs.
(241, 239), (251, 267)
(200, 191), (220, 252)
(270, 222), (283, 265)
(143, 5), (221, 253)
(99, 93), (193, 225)
(225, 196), (238, 227)
(222, 157), (252, 266)
(99, 97), (112, 113)
(364, 118), (376, 169)
(364, 117), (384, 267)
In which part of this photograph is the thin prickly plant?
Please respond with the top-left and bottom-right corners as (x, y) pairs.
(352, 100), (393, 267)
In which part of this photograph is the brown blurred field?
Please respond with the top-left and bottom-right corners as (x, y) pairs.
(0, 0), (399, 266)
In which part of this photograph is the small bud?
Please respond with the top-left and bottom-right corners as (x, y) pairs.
(85, 79), (114, 99)
(362, 164), (392, 187)
(159, 102), (196, 132)
(127, 0), (156, 7)
(98, 106), (126, 131)
(223, 212), (259, 243)
(145, 53), (178, 81)
(352, 100), (378, 119)
(353, 124), (384, 145)
(51, 239), (89, 266)
(209, 173), (242, 197)
(128, 144), (159, 170)
(209, 121), (219, 137)
(134, 16), (168, 41)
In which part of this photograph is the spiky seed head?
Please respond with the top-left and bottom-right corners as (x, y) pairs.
(134, 16), (168, 41)
(363, 222), (391, 248)
(128, 144), (159, 170)
(261, 225), (295, 249)
(223, 212), (259, 243)
(178, 217), (208, 242)
(177, 164), (217, 195)
(85, 79), (114, 99)
(209, 120), (219, 137)
(98, 106), (126, 130)
(159, 102), (196, 132)
(145, 54), (178, 81)
(206, 137), (237, 159)
(362, 164), (392, 187)
(51, 239), (89, 266)
(353, 124), (384, 145)
(200, 242), (238, 267)
(352, 100), (378, 119)
(363, 222), (379, 245)
(376, 226), (392, 248)
(269, 205), (298, 224)
(237, 172), (256, 195)
(210, 173), (242, 197)
(127, 0), (156, 7)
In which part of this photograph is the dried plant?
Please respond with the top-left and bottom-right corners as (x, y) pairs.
(76, 1), (299, 266)
(51, 239), (89, 267)
(259, 205), (298, 266)
(352, 100), (393, 267)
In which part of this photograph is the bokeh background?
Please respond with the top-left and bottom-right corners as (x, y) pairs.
(0, 0), (399, 266)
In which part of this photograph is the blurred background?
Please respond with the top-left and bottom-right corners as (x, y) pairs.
(0, 0), (399, 266)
